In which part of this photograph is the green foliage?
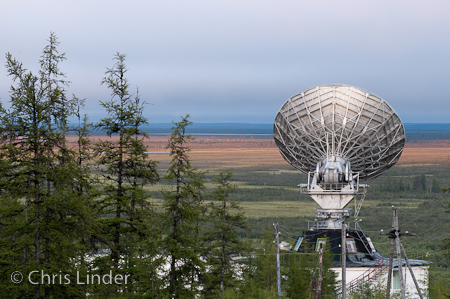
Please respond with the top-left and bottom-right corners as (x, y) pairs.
(0, 32), (95, 298)
(91, 52), (160, 296)
(162, 115), (206, 298)
(283, 252), (314, 298)
(349, 280), (398, 299)
(3, 33), (450, 298)
(251, 227), (278, 293)
(413, 174), (427, 192)
(202, 171), (251, 298)
(230, 229), (337, 299)
(319, 240), (338, 298)
(426, 266), (450, 299)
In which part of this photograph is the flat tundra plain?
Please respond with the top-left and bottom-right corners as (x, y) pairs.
(70, 136), (450, 169)
(145, 137), (450, 168)
(71, 136), (450, 223)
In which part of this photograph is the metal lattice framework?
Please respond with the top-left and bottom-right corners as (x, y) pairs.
(274, 85), (405, 180)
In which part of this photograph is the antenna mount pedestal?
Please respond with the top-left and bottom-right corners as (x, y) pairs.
(312, 209), (350, 230)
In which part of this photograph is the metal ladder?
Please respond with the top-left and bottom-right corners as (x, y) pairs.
(354, 222), (373, 257)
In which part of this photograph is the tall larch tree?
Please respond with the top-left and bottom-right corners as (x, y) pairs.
(92, 53), (159, 296)
(162, 115), (206, 298)
(0, 33), (94, 298)
(202, 171), (250, 299)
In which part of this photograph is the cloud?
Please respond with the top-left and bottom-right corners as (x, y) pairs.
(1, 0), (450, 123)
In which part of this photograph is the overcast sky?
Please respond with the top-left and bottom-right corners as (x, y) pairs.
(1, 0), (450, 124)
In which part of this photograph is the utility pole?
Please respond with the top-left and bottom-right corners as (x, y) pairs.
(317, 243), (323, 299)
(393, 209), (405, 298)
(386, 230), (395, 299)
(341, 219), (346, 299)
(400, 243), (424, 298)
(381, 208), (423, 299)
(274, 223), (281, 298)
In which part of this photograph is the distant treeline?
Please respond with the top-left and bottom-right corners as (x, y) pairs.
(403, 123), (450, 141)
(82, 122), (450, 141)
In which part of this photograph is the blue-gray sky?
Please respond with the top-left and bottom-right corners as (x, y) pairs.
(1, 0), (450, 123)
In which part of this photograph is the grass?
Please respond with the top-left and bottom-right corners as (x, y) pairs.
(86, 136), (450, 294)
(129, 138), (450, 270)
(229, 200), (316, 218)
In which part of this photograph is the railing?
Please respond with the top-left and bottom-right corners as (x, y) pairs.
(307, 220), (347, 230)
(335, 258), (390, 296)
(301, 172), (361, 193)
(311, 182), (353, 191)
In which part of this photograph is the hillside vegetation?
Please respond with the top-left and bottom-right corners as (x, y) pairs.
(2, 33), (449, 298)
(145, 141), (450, 297)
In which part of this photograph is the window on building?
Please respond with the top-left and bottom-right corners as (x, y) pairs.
(366, 237), (376, 253)
(294, 237), (303, 251)
(392, 270), (400, 289)
(346, 238), (357, 253)
(316, 238), (326, 252)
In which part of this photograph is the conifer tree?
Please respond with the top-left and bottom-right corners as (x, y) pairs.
(283, 251), (314, 298)
(290, 238), (336, 299)
(0, 33), (94, 298)
(92, 53), (159, 295)
(203, 171), (250, 299)
(238, 227), (277, 298)
(283, 238), (336, 299)
(444, 188), (450, 261)
(162, 115), (206, 298)
(70, 97), (101, 278)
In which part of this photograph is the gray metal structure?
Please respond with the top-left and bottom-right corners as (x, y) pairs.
(274, 84), (405, 225)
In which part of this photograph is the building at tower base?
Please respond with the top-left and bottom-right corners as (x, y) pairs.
(302, 226), (429, 298)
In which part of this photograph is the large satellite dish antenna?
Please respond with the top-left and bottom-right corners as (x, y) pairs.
(274, 85), (405, 227)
